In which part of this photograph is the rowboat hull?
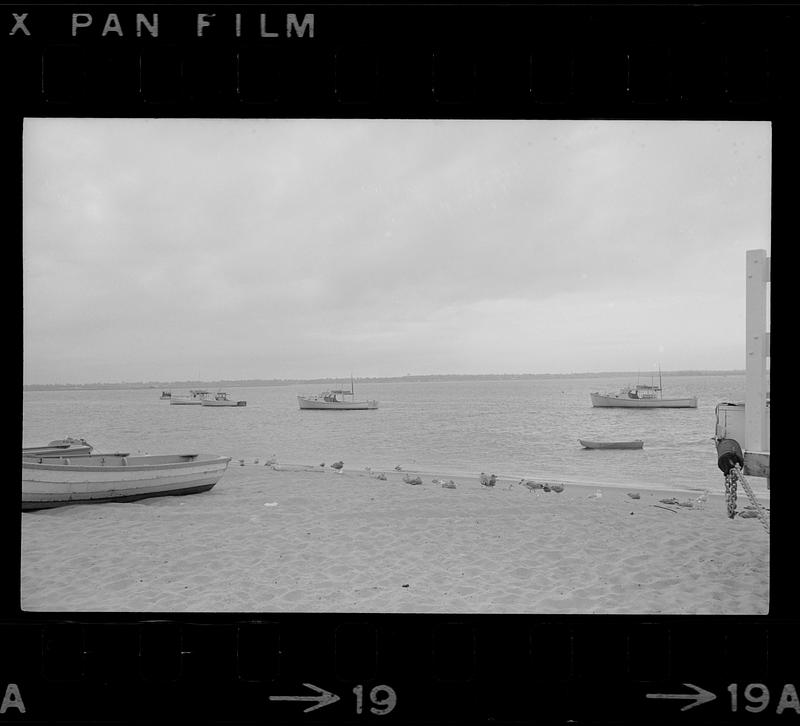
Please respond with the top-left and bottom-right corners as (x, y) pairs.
(579, 439), (644, 449)
(297, 396), (378, 410)
(22, 454), (231, 510)
(590, 393), (697, 408)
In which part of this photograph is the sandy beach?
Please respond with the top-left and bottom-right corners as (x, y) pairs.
(20, 462), (769, 614)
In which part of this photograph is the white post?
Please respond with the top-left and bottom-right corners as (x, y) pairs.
(745, 249), (769, 453)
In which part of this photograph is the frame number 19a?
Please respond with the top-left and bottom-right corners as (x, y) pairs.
(728, 684), (799, 715)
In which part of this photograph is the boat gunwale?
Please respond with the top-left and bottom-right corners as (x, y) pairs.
(22, 454), (231, 473)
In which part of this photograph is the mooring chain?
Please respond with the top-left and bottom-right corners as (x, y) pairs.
(724, 470), (738, 519)
(731, 464), (770, 534)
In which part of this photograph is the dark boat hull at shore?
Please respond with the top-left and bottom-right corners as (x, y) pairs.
(578, 439), (644, 450)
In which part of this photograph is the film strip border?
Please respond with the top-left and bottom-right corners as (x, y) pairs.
(1, 4), (798, 113)
(2, 619), (798, 721)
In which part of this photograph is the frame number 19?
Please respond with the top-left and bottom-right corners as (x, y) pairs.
(352, 685), (397, 715)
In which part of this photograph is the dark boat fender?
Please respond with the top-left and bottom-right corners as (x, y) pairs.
(716, 438), (744, 475)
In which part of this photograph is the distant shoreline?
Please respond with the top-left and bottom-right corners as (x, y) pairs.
(23, 370), (749, 392)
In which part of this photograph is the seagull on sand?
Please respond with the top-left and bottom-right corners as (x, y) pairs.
(479, 473), (497, 487)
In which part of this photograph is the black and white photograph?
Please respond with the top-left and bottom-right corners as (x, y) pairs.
(22, 117), (770, 614)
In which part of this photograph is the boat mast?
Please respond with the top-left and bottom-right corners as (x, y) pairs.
(658, 363), (663, 399)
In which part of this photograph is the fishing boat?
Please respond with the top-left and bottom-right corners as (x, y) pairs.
(579, 439), (644, 450)
(590, 386), (697, 408)
(169, 389), (210, 405)
(201, 392), (246, 407)
(297, 376), (378, 410)
(22, 437), (94, 458)
(22, 453), (231, 510)
(590, 368), (697, 408)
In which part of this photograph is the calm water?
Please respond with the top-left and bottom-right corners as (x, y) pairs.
(22, 374), (765, 493)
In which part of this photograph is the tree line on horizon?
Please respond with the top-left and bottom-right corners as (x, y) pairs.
(24, 369), (749, 391)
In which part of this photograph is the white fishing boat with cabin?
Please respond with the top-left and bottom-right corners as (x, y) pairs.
(22, 453), (231, 510)
(297, 376), (378, 410)
(169, 389), (210, 405)
(201, 392), (247, 407)
(590, 368), (697, 408)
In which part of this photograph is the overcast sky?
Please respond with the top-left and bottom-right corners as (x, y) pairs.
(23, 118), (770, 384)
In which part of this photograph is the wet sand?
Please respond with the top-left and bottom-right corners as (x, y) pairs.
(20, 462), (769, 614)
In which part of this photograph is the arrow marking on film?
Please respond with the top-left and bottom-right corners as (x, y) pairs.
(646, 683), (717, 711)
(269, 683), (340, 712)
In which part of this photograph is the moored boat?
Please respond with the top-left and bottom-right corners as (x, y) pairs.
(169, 389), (210, 405)
(579, 439), (644, 450)
(22, 453), (231, 510)
(297, 377), (378, 410)
(589, 388), (698, 408)
(22, 437), (94, 458)
(201, 392), (247, 407)
(590, 368), (697, 408)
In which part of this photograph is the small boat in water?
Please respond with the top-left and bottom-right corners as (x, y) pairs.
(579, 439), (644, 450)
(22, 437), (94, 458)
(169, 389), (210, 405)
(202, 392), (246, 407)
(22, 453), (231, 510)
(297, 376), (378, 410)
(160, 391), (172, 399)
